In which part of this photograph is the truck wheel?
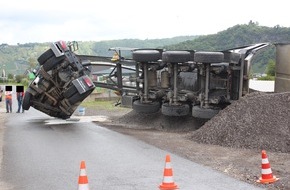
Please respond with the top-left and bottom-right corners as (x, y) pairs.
(223, 51), (240, 64)
(42, 55), (65, 71)
(194, 52), (224, 63)
(22, 91), (32, 110)
(58, 112), (71, 120)
(38, 49), (55, 65)
(192, 106), (220, 119)
(161, 103), (190, 116)
(132, 50), (161, 62)
(162, 51), (191, 63)
(63, 85), (78, 99)
(68, 90), (93, 105)
(132, 100), (160, 113)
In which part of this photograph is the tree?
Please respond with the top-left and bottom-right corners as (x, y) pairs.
(259, 59), (275, 80)
(8, 73), (13, 80)
(28, 57), (37, 69)
(15, 74), (26, 83)
(266, 59), (275, 76)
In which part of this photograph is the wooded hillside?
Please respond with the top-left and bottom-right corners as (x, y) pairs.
(1, 22), (289, 76)
(0, 36), (196, 76)
(164, 22), (290, 73)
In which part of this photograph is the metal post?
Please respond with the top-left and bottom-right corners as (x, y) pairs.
(115, 49), (123, 93)
(173, 63), (178, 104)
(136, 63), (140, 91)
(204, 63), (210, 107)
(143, 63), (148, 102)
(243, 58), (251, 95)
(116, 62), (123, 90)
(238, 54), (245, 99)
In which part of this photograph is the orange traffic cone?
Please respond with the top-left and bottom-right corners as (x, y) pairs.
(78, 160), (89, 190)
(257, 150), (279, 184)
(159, 154), (179, 190)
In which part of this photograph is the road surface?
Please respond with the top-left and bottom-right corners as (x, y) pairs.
(0, 93), (264, 189)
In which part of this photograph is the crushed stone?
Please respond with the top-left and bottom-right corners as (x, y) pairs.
(116, 110), (206, 132)
(191, 92), (290, 153)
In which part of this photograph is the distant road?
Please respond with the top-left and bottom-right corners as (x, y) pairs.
(249, 79), (274, 92)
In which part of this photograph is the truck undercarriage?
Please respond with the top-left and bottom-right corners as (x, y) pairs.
(23, 41), (270, 119)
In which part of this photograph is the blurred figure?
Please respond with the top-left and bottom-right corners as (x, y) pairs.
(5, 90), (12, 113)
(0, 88), (3, 102)
(16, 91), (24, 113)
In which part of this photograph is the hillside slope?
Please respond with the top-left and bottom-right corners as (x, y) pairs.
(164, 23), (290, 73)
(0, 36), (196, 75)
(1, 22), (290, 76)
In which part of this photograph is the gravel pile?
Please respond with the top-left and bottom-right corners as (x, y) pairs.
(116, 110), (205, 132)
(191, 92), (290, 153)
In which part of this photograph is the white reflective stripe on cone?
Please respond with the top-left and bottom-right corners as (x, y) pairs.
(165, 162), (171, 169)
(261, 168), (272, 174)
(262, 158), (269, 164)
(80, 169), (87, 176)
(163, 176), (174, 183)
(78, 184), (89, 190)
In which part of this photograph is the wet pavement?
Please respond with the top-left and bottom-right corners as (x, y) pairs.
(0, 107), (265, 190)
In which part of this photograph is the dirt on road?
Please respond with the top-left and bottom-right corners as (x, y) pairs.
(86, 92), (290, 190)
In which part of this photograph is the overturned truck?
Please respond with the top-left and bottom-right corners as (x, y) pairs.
(23, 41), (270, 119)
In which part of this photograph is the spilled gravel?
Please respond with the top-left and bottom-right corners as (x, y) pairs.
(191, 92), (290, 153)
(115, 110), (206, 132)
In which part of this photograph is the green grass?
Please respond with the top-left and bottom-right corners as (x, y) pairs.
(80, 99), (127, 111)
(258, 75), (275, 81)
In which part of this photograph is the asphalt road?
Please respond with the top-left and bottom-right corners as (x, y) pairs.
(0, 105), (265, 189)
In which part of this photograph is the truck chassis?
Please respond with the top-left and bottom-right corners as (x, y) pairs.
(23, 41), (270, 119)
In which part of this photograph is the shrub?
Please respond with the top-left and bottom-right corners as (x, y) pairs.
(21, 78), (29, 87)
(15, 74), (26, 83)
(258, 75), (275, 81)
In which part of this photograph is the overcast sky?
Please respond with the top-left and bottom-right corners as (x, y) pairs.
(0, 0), (289, 45)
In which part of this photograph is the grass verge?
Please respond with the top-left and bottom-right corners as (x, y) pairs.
(80, 99), (128, 111)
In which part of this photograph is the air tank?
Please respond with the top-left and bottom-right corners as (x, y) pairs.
(148, 70), (157, 88)
(161, 70), (170, 88)
(275, 43), (290, 92)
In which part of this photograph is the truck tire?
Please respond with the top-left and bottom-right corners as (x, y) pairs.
(132, 50), (161, 63)
(223, 51), (240, 64)
(68, 90), (93, 105)
(22, 91), (32, 110)
(63, 85), (78, 99)
(188, 50), (195, 61)
(42, 55), (65, 71)
(132, 100), (160, 113)
(58, 112), (71, 120)
(38, 49), (55, 65)
(192, 106), (220, 119)
(194, 52), (224, 63)
(161, 103), (189, 116)
(162, 51), (191, 63)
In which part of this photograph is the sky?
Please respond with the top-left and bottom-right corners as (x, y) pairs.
(0, 0), (289, 45)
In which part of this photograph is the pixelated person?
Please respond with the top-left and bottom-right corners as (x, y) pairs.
(5, 90), (12, 113)
(16, 91), (24, 113)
